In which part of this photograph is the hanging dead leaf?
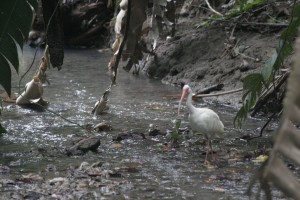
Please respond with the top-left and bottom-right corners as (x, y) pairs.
(108, 56), (117, 82)
(16, 77), (44, 105)
(92, 87), (110, 115)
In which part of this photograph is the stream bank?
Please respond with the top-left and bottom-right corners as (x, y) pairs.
(143, 0), (290, 108)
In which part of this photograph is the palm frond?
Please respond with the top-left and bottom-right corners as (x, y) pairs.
(0, 0), (38, 96)
(247, 28), (300, 199)
(234, 2), (300, 126)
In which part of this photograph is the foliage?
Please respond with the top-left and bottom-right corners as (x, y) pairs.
(247, 29), (300, 199)
(234, 2), (300, 127)
(0, 0), (38, 96)
(0, 123), (6, 134)
(196, 0), (266, 28)
(170, 118), (183, 144)
(226, 0), (266, 18)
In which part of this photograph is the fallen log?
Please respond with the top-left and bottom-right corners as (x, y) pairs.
(195, 83), (224, 95)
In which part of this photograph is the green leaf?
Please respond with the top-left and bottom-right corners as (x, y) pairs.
(292, 4), (300, 17)
(235, 74), (263, 126)
(262, 52), (277, 85)
(0, 123), (7, 134)
(242, 73), (263, 92)
(277, 40), (293, 59)
(0, 0), (38, 96)
(234, 106), (247, 127)
(175, 118), (181, 131)
(0, 54), (12, 94)
(0, 35), (19, 68)
(280, 17), (300, 43)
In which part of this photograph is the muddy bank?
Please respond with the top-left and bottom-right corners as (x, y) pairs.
(143, 1), (287, 108)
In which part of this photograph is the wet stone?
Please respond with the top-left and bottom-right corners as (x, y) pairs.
(93, 122), (113, 132)
(24, 191), (42, 200)
(0, 179), (15, 186)
(113, 131), (146, 142)
(65, 136), (101, 156)
(0, 165), (10, 174)
(148, 128), (165, 137)
(45, 164), (57, 172)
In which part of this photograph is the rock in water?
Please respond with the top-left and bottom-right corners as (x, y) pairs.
(66, 136), (101, 156)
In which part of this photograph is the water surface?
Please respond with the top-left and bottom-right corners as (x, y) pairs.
(0, 46), (281, 199)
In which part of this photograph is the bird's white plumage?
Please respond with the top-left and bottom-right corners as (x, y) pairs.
(189, 107), (224, 138)
(178, 85), (224, 138)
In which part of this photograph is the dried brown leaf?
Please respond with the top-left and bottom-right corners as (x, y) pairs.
(92, 87), (110, 115)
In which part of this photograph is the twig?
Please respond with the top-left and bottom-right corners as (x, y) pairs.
(195, 84), (224, 95)
(204, 0), (223, 17)
(166, 88), (243, 99)
(237, 22), (288, 27)
(38, 104), (88, 131)
(238, 52), (260, 61)
(251, 72), (289, 117)
(247, 112), (277, 141)
(193, 88), (243, 98)
(16, 95), (90, 133)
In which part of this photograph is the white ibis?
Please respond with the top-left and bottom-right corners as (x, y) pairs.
(178, 85), (224, 164)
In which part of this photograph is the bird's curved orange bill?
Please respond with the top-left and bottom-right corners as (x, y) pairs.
(178, 89), (188, 115)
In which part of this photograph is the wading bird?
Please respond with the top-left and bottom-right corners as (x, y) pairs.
(178, 85), (224, 164)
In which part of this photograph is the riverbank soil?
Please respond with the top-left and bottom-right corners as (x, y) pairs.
(144, 0), (290, 108)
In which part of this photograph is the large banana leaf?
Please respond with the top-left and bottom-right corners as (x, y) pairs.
(247, 29), (300, 200)
(0, 0), (38, 96)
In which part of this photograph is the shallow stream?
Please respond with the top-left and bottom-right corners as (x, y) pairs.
(0, 46), (283, 199)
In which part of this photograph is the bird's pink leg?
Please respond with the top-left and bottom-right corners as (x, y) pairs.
(204, 149), (209, 164)
(204, 134), (211, 164)
(204, 134), (217, 164)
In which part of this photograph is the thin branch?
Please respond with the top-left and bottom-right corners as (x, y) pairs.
(193, 88), (243, 98)
(237, 22), (288, 27)
(204, 0), (223, 17)
(247, 111), (278, 141)
(166, 88), (243, 99)
(251, 72), (289, 117)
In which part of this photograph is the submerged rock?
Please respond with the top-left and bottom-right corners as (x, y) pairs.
(148, 128), (165, 136)
(93, 122), (112, 132)
(66, 136), (101, 156)
(113, 131), (146, 142)
(0, 165), (10, 174)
